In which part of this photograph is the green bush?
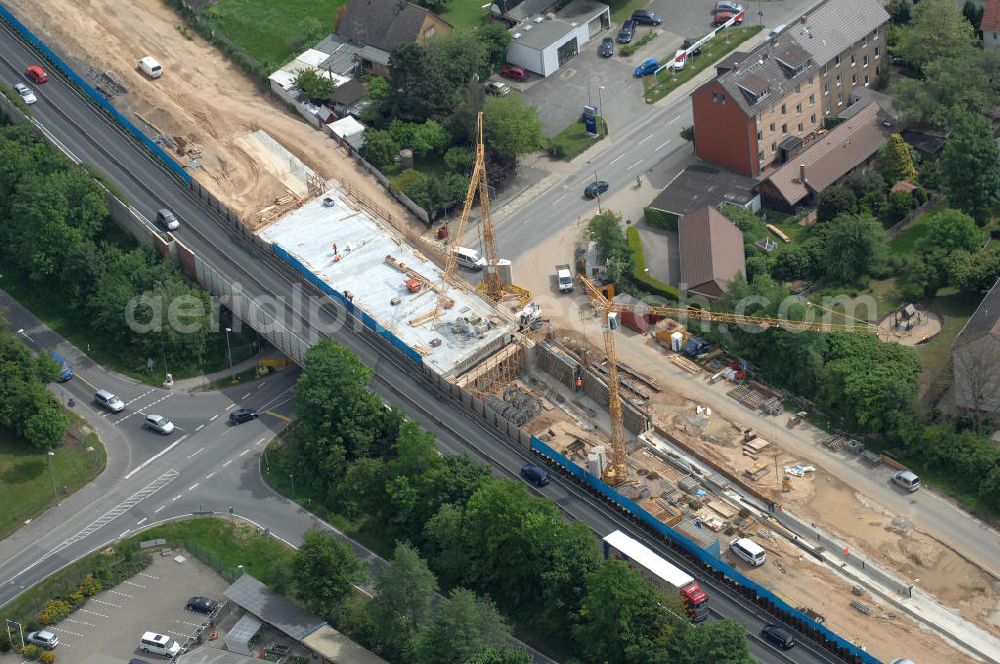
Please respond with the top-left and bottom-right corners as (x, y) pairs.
(620, 31), (658, 57)
(38, 651), (56, 664)
(21, 645), (38, 660)
(643, 207), (678, 231)
(37, 599), (72, 626)
(627, 227), (680, 300)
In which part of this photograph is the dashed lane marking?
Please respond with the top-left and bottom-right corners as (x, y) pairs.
(608, 153), (625, 165)
(92, 599), (122, 608)
(195, 424), (204, 432)
(205, 472), (216, 480)
(188, 483), (200, 491)
(136, 517), (147, 526)
(209, 414), (218, 421)
(239, 449), (249, 457)
(255, 438), (265, 446)
(65, 618), (96, 628)
(139, 572), (159, 580)
(222, 460), (233, 468)
(119, 529), (131, 538)
(80, 609), (109, 618)
(186, 447), (204, 460)
(109, 590), (133, 598)
(224, 404), (236, 412)
(241, 392), (251, 399)
(124, 580), (146, 589)
(171, 494), (182, 501)
(154, 505), (166, 513)
(655, 140), (671, 151)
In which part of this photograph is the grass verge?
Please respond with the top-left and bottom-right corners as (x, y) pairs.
(627, 227), (680, 299)
(0, 423), (106, 540)
(440, 0), (488, 29)
(607, 0), (649, 22)
(548, 119), (606, 160)
(643, 26), (762, 103)
(196, 365), (266, 392)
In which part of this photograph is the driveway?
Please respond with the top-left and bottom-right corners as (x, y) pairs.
(637, 226), (680, 285)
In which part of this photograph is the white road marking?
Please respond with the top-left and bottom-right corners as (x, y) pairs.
(195, 424), (204, 432)
(119, 529), (130, 538)
(65, 618), (96, 628)
(551, 193), (567, 205)
(209, 414), (218, 421)
(258, 382), (266, 389)
(608, 153), (626, 165)
(124, 435), (188, 480)
(638, 133), (655, 144)
(241, 392), (251, 399)
(627, 160), (644, 170)
(186, 447), (204, 460)
(109, 590), (133, 598)
(668, 116), (680, 124)
(124, 580), (145, 589)
(139, 572), (159, 580)
(171, 494), (182, 501)
(224, 404), (236, 412)
(188, 483), (200, 491)
(136, 517), (147, 526)
(92, 599), (122, 608)
(655, 140), (672, 151)
(55, 628), (86, 638)
(205, 472), (216, 480)
(80, 608), (109, 618)
(255, 438), (265, 446)
(154, 505), (165, 513)
(222, 460), (233, 468)
(239, 449), (250, 457)
(176, 619), (204, 628)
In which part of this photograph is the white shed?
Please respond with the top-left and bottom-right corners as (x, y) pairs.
(505, 0), (610, 77)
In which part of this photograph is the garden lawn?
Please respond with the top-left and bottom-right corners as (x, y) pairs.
(886, 200), (948, 257)
(607, 0), (650, 22)
(549, 119), (606, 159)
(440, 0), (488, 29)
(205, 0), (349, 69)
(644, 26), (762, 103)
(0, 426), (105, 539)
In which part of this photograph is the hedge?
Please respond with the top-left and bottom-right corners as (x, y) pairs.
(643, 207), (678, 232)
(627, 227), (681, 300)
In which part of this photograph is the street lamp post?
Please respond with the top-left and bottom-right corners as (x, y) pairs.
(290, 473), (295, 496)
(597, 85), (606, 136)
(46, 451), (58, 503)
(224, 327), (234, 382)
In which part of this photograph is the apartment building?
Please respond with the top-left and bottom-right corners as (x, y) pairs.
(691, 0), (889, 177)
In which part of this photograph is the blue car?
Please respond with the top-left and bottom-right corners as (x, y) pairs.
(49, 351), (73, 381)
(635, 58), (660, 77)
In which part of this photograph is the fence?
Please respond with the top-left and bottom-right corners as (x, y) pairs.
(337, 138), (431, 226)
(885, 194), (939, 239)
(0, 5), (190, 185)
(529, 436), (883, 664)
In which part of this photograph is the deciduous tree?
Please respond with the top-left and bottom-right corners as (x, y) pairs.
(371, 543), (439, 662)
(483, 95), (545, 158)
(940, 113), (1000, 223)
(894, 0), (976, 71)
(821, 214), (885, 283)
(293, 531), (367, 618)
(415, 589), (511, 664)
(293, 68), (336, 102)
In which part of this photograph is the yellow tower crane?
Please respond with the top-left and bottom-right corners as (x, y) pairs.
(578, 274), (883, 486)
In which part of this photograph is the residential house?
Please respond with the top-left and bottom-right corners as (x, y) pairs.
(336, 0), (452, 77)
(983, 0), (1000, 49)
(678, 207), (746, 300)
(756, 100), (891, 212)
(691, 0), (889, 177)
(952, 278), (1000, 418)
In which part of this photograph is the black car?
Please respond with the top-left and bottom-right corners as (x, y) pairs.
(186, 596), (219, 614)
(681, 39), (702, 56)
(617, 19), (636, 44)
(520, 464), (551, 487)
(599, 37), (614, 57)
(631, 9), (663, 25)
(760, 624), (795, 650)
(584, 180), (609, 199)
(229, 408), (259, 425)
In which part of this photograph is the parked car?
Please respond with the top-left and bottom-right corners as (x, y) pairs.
(711, 1), (743, 14)
(631, 9), (663, 25)
(26, 630), (59, 650)
(144, 414), (175, 435)
(486, 81), (510, 96)
(669, 49), (687, 71)
(95, 389), (125, 413)
(599, 37), (614, 57)
(229, 408), (259, 425)
(713, 10), (743, 26)
(769, 23), (787, 38)
(520, 464), (551, 487)
(49, 351), (73, 381)
(25, 65), (48, 83)
(13, 82), (36, 104)
(634, 58), (660, 77)
(156, 208), (179, 231)
(140, 632), (180, 658)
(760, 624), (795, 650)
(584, 180), (609, 198)
(617, 19), (636, 44)
(499, 64), (527, 81)
(185, 596), (219, 614)
(681, 38), (703, 56)
(891, 470), (920, 492)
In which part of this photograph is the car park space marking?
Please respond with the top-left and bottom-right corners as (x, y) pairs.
(56, 627), (86, 638)
(627, 160), (644, 170)
(154, 505), (166, 513)
(638, 133), (655, 144)
(124, 580), (146, 589)
(195, 424), (204, 432)
(80, 608), (109, 618)
(65, 618), (97, 628)
(222, 460), (233, 468)
(176, 620), (204, 628)
(655, 140), (671, 151)
(186, 447), (204, 459)
(139, 571), (159, 579)
(5, 471), (180, 584)
(109, 589), (133, 598)
(239, 449), (250, 457)
(188, 483), (200, 491)
(209, 414), (218, 421)
(225, 404), (236, 412)
(205, 471), (216, 480)
(136, 517), (147, 526)
(242, 392), (252, 399)
(608, 153), (625, 165)
(124, 435), (188, 480)
(92, 599), (122, 608)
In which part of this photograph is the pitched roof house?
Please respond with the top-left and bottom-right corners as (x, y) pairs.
(678, 207), (747, 300)
(983, 0), (1000, 49)
(336, 0), (452, 75)
(952, 278), (1000, 417)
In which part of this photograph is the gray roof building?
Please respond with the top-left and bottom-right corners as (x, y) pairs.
(649, 164), (758, 219)
(337, 0), (436, 52)
(784, 0), (890, 66)
(223, 575), (325, 642)
(952, 278), (1000, 417)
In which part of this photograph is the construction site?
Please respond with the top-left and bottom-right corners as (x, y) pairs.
(11, 0), (999, 662)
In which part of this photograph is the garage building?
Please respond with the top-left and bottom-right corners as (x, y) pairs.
(506, 0), (610, 77)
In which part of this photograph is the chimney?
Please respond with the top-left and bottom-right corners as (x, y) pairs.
(800, 164), (807, 182)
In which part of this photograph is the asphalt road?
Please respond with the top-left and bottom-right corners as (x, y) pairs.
(0, 18), (845, 664)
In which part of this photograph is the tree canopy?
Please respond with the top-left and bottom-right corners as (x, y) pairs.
(940, 112), (1000, 222)
(482, 95), (545, 158)
(293, 531), (368, 618)
(894, 0), (977, 71)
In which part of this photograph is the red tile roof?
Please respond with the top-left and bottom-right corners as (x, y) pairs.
(678, 207), (746, 298)
(984, 0), (1000, 33)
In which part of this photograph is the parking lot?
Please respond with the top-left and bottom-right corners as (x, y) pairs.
(3, 552), (230, 664)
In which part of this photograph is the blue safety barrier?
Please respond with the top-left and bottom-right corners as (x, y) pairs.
(272, 244), (423, 365)
(530, 436), (882, 664)
(0, 4), (190, 184)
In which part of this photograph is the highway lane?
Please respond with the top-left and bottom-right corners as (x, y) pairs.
(0, 25), (841, 664)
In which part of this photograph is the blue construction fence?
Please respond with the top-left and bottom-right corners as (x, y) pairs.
(272, 244), (423, 365)
(0, 4), (190, 185)
(530, 437), (883, 664)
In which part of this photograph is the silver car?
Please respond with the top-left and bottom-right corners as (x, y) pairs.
(144, 414), (175, 435)
(13, 82), (36, 104)
(27, 630), (58, 649)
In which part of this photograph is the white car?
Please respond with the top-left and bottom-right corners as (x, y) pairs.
(13, 82), (36, 104)
(26, 630), (58, 649)
(670, 49), (687, 71)
(144, 414), (175, 435)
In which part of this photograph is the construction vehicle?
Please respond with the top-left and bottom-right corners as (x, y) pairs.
(603, 530), (710, 622)
(556, 264), (574, 293)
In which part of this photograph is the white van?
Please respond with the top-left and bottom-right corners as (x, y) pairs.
(137, 56), (163, 79)
(453, 246), (486, 270)
(139, 632), (180, 657)
(891, 470), (920, 492)
(730, 537), (766, 567)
